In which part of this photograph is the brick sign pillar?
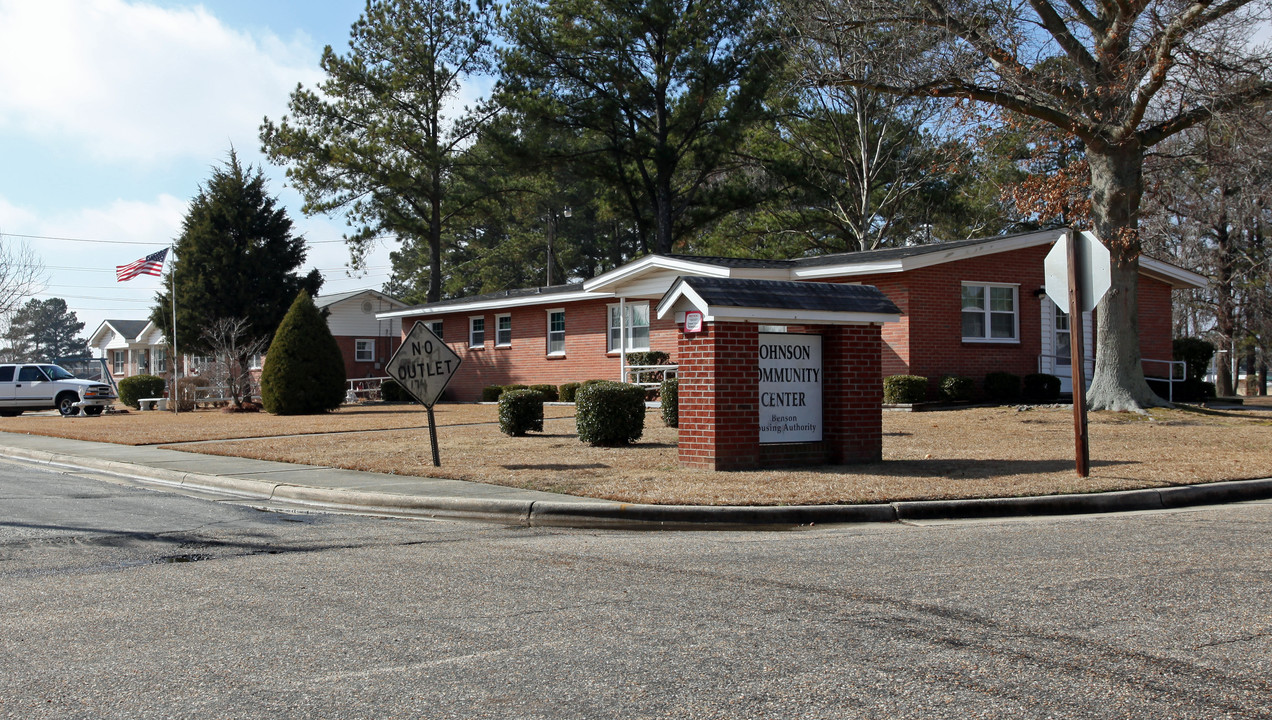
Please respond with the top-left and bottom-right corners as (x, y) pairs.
(677, 321), (884, 470)
(677, 321), (759, 470)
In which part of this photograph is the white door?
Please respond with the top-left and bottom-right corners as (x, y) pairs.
(1040, 300), (1093, 393)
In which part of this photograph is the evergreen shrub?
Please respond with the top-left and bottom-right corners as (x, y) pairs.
(499, 389), (544, 436)
(625, 350), (670, 367)
(260, 291), (347, 415)
(883, 375), (927, 404)
(1173, 337), (1215, 380)
(660, 377), (679, 428)
(481, 385), (504, 402)
(529, 383), (558, 401)
(576, 381), (646, 445)
(503, 383), (529, 393)
(1022, 373), (1061, 403)
(380, 379), (410, 402)
(937, 375), (975, 403)
(558, 382), (582, 402)
(983, 372), (1022, 402)
(118, 374), (166, 409)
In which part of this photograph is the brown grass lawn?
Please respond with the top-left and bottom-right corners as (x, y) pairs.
(2, 400), (1269, 506)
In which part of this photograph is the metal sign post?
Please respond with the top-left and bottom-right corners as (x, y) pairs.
(384, 323), (463, 467)
(1044, 230), (1111, 478)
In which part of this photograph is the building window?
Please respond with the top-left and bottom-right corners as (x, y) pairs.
(608, 302), (650, 352)
(495, 314), (512, 347)
(469, 316), (485, 348)
(428, 321), (443, 340)
(547, 310), (565, 355)
(153, 349), (167, 374)
(355, 339), (375, 362)
(112, 350), (125, 375)
(962, 283), (1018, 342)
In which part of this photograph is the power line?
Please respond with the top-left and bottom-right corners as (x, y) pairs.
(2, 230), (387, 246)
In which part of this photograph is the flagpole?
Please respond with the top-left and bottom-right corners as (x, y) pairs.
(170, 242), (179, 415)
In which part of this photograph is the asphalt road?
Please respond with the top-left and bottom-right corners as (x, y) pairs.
(1, 459), (1269, 719)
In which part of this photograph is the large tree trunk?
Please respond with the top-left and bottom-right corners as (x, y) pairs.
(1085, 146), (1167, 411)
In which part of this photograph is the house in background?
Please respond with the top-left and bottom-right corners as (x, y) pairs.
(314, 289), (408, 378)
(377, 228), (1208, 401)
(87, 288), (406, 383)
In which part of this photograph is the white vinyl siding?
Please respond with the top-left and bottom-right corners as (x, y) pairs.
(547, 310), (565, 355)
(962, 283), (1019, 342)
(607, 302), (650, 352)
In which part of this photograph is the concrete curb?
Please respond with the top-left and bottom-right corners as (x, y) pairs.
(4, 444), (1271, 530)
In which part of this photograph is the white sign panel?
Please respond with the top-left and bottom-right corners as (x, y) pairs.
(1044, 231), (1112, 313)
(758, 333), (822, 444)
(385, 322), (463, 407)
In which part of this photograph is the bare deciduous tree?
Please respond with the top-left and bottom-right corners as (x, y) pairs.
(788, 0), (1272, 410)
(199, 317), (268, 409)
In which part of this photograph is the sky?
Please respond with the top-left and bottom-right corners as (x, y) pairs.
(0, 0), (422, 343)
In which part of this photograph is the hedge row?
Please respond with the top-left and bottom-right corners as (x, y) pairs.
(884, 372), (1064, 404)
(481, 378), (628, 403)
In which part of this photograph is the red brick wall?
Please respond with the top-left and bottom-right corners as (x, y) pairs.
(678, 322), (884, 470)
(406, 299), (679, 401)
(334, 335), (401, 379)
(1137, 277), (1174, 377)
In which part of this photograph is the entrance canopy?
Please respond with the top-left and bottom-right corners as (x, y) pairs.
(656, 277), (902, 325)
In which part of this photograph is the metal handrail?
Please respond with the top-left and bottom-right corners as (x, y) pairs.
(626, 364), (678, 388)
(346, 376), (392, 402)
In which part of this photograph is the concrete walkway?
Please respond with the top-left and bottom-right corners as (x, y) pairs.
(3, 431), (1270, 530)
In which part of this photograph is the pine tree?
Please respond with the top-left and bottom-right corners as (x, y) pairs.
(151, 150), (322, 374)
(260, 291), (346, 415)
(1, 298), (87, 362)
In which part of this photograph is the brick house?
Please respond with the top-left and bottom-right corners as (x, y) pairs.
(378, 229), (1207, 401)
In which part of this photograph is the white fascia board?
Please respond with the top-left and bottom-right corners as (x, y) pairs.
(1139, 256), (1208, 289)
(584, 255), (732, 292)
(655, 282), (710, 320)
(376, 290), (610, 320)
(790, 229), (1067, 279)
(87, 321), (116, 347)
(707, 307), (901, 325)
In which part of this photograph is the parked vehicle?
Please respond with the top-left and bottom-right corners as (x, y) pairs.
(0, 363), (117, 417)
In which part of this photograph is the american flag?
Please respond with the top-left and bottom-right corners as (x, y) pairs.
(116, 248), (168, 282)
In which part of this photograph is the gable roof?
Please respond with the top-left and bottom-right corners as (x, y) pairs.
(89, 319), (154, 346)
(314, 288), (407, 310)
(657, 277), (902, 325)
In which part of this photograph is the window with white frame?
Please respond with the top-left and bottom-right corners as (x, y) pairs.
(428, 320), (443, 340)
(607, 302), (650, 352)
(961, 283), (1019, 342)
(355, 339), (375, 362)
(495, 314), (512, 346)
(112, 350), (125, 375)
(469, 316), (485, 348)
(547, 309), (565, 355)
(153, 349), (167, 374)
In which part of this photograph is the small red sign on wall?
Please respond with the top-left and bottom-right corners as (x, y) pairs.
(684, 311), (704, 333)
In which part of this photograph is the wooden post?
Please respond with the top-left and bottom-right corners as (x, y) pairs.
(1066, 231), (1090, 477)
(426, 404), (441, 467)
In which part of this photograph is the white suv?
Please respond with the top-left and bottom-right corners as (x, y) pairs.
(0, 363), (117, 417)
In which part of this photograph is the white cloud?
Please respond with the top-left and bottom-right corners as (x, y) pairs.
(0, 0), (322, 163)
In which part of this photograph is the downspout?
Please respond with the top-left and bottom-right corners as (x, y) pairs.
(619, 297), (627, 383)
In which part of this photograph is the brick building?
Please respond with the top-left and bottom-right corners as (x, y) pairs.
(379, 229), (1207, 401)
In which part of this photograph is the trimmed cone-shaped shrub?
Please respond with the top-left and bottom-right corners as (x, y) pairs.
(937, 375), (975, 403)
(576, 381), (646, 445)
(1022, 373), (1061, 403)
(529, 383), (559, 401)
(118, 374), (166, 409)
(558, 382), (582, 402)
(499, 389), (545, 436)
(659, 377), (679, 428)
(984, 372), (1022, 403)
(883, 375), (927, 404)
(260, 290), (346, 415)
